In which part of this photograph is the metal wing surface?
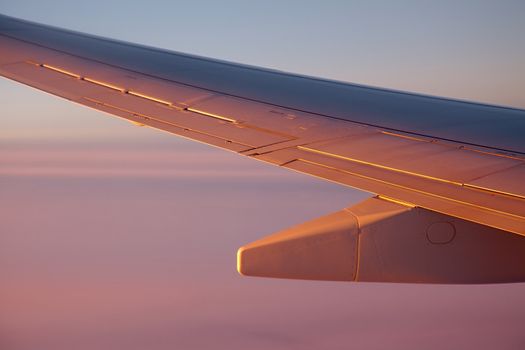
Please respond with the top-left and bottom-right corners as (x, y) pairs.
(2, 14), (524, 283)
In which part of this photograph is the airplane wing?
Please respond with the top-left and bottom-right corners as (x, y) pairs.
(1, 14), (524, 284)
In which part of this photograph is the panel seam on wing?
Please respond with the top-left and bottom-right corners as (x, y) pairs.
(292, 158), (525, 220)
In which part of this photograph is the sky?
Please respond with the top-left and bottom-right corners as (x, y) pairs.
(1, 1), (525, 349)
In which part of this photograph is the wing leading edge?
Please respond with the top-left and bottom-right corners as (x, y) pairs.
(1, 14), (524, 283)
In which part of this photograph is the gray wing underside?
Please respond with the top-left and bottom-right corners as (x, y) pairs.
(1, 13), (524, 236)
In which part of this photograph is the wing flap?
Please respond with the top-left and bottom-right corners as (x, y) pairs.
(301, 132), (522, 184)
(80, 98), (250, 152)
(283, 158), (525, 235)
(85, 92), (292, 148)
(468, 164), (525, 199)
(251, 144), (525, 234)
